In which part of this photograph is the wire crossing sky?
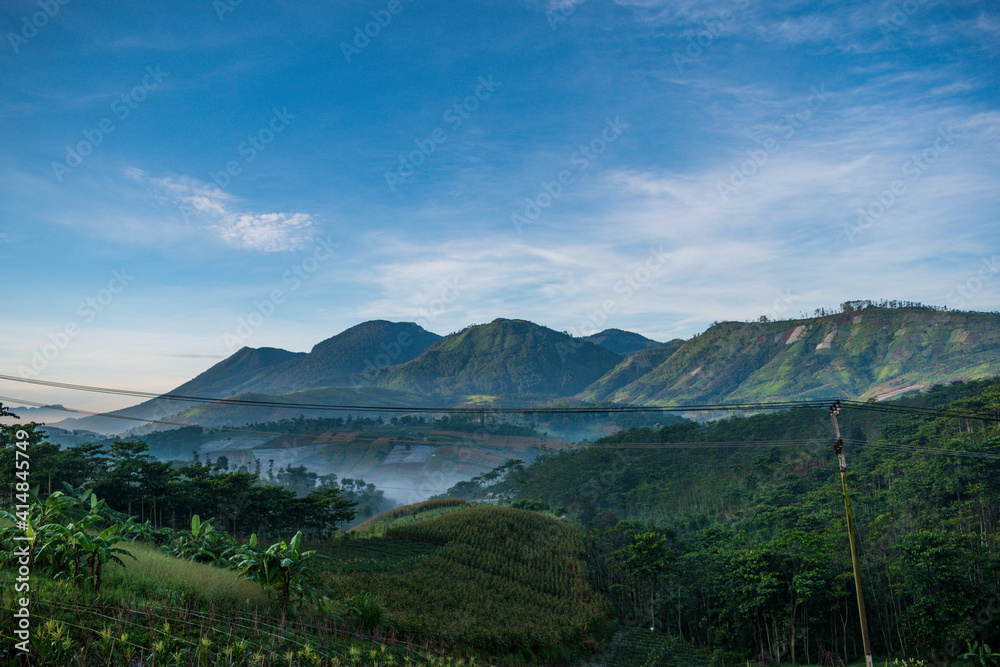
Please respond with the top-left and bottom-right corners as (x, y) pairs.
(1, 1), (998, 411)
(2, 374), (999, 425)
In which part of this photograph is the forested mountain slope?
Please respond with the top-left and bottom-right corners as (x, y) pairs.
(473, 378), (1000, 662)
(377, 318), (622, 398)
(578, 306), (1000, 405)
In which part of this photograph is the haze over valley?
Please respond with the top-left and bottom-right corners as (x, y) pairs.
(2, 1), (999, 664)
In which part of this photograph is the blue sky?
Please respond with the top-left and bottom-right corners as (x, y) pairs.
(1, 0), (998, 411)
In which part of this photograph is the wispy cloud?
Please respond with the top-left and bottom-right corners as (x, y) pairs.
(214, 212), (315, 253)
(128, 169), (317, 252)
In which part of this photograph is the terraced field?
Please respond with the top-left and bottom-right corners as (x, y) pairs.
(322, 505), (614, 662)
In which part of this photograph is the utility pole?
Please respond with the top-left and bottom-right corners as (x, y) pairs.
(829, 400), (874, 667)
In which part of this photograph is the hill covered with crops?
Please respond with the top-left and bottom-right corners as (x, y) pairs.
(322, 503), (614, 663)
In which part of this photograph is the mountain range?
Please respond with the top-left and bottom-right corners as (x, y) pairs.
(0, 403), (76, 426)
(45, 306), (1000, 435)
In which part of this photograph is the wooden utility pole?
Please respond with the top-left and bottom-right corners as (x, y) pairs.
(829, 401), (874, 667)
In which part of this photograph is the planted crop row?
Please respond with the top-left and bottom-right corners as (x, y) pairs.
(326, 506), (612, 656)
(351, 498), (467, 534)
(0, 576), (467, 666)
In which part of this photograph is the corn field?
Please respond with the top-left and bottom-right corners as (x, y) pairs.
(324, 505), (613, 657)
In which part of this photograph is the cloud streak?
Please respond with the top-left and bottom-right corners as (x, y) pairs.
(128, 169), (317, 252)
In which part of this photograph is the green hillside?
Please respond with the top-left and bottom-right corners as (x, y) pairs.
(581, 329), (672, 356)
(173, 320), (442, 397)
(171, 346), (306, 396)
(53, 346), (306, 434)
(255, 320), (442, 393)
(322, 504), (613, 661)
(0, 524), (476, 666)
(581, 306), (1000, 405)
(54, 308), (1000, 439)
(378, 319), (622, 398)
(577, 342), (683, 401)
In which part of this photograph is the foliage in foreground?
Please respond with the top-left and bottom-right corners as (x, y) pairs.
(0, 540), (476, 667)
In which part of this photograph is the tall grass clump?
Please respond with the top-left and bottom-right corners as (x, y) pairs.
(103, 541), (271, 611)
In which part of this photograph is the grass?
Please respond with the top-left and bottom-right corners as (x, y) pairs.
(0, 542), (479, 666)
(102, 540), (271, 610)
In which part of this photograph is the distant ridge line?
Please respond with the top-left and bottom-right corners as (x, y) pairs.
(2, 374), (999, 422)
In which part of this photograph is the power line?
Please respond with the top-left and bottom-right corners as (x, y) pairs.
(3, 373), (998, 422)
(842, 400), (1000, 423)
(0, 374), (833, 414)
(6, 396), (999, 462)
(0, 396), (826, 451)
(0, 396), (577, 448)
(857, 441), (1000, 461)
(0, 395), (305, 438)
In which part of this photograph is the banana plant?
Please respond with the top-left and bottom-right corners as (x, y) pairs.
(1, 488), (93, 572)
(165, 514), (235, 564)
(85, 524), (136, 591)
(37, 520), (135, 591)
(119, 515), (173, 545)
(963, 641), (1000, 667)
(234, 531), (328, 616)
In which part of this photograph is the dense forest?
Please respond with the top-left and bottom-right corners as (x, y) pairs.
(447, 379), (1000, 663)
(0, 425), (359, 540)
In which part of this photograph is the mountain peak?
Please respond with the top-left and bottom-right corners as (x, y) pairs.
(381, 319), (621, 398)
(582, 329), (666, 356)
(310, 320), (439, 356)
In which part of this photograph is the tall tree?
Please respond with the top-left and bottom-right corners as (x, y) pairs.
(614, 530), (673, 630)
